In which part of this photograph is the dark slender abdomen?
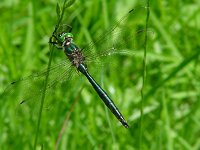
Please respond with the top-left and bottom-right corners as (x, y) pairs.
(78, 63), (129, 128)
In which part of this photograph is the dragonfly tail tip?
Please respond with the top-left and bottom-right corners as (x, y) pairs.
(122, 121), (129, 128)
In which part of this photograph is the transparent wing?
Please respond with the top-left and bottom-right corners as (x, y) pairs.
(2, 59), (76, 115)
(81, 6), (147, 65)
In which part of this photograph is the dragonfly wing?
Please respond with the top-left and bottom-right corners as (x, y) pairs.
(81, 6), (148, 63)
(2, 59), (75, 115)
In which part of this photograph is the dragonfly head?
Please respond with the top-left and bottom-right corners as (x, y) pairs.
(59, 32), (73, 43)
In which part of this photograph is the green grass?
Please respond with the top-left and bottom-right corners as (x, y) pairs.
(0, 0), (200, 149)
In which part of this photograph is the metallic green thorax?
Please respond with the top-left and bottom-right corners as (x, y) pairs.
(60, 32), (78, 54)
(61, 32), (85, 68)
(64, 43), (79, 54)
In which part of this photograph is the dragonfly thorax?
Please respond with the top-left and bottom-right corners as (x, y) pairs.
(63, 38), (85, 68)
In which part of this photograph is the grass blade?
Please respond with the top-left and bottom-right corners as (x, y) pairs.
(139, 0), (150, 149)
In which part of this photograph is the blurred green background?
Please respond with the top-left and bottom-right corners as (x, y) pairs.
(0, 0), (200, 149)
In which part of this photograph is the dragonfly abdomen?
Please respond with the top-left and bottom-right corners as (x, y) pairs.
(78, 63), (129, 128)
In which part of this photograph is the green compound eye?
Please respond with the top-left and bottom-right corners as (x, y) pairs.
(59, 32), (73, 42)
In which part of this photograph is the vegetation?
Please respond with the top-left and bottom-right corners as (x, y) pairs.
(0, 0), (199, 149)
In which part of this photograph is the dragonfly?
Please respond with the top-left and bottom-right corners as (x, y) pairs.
(50, 28), (130, 128)
(2, 7), (146, 128)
